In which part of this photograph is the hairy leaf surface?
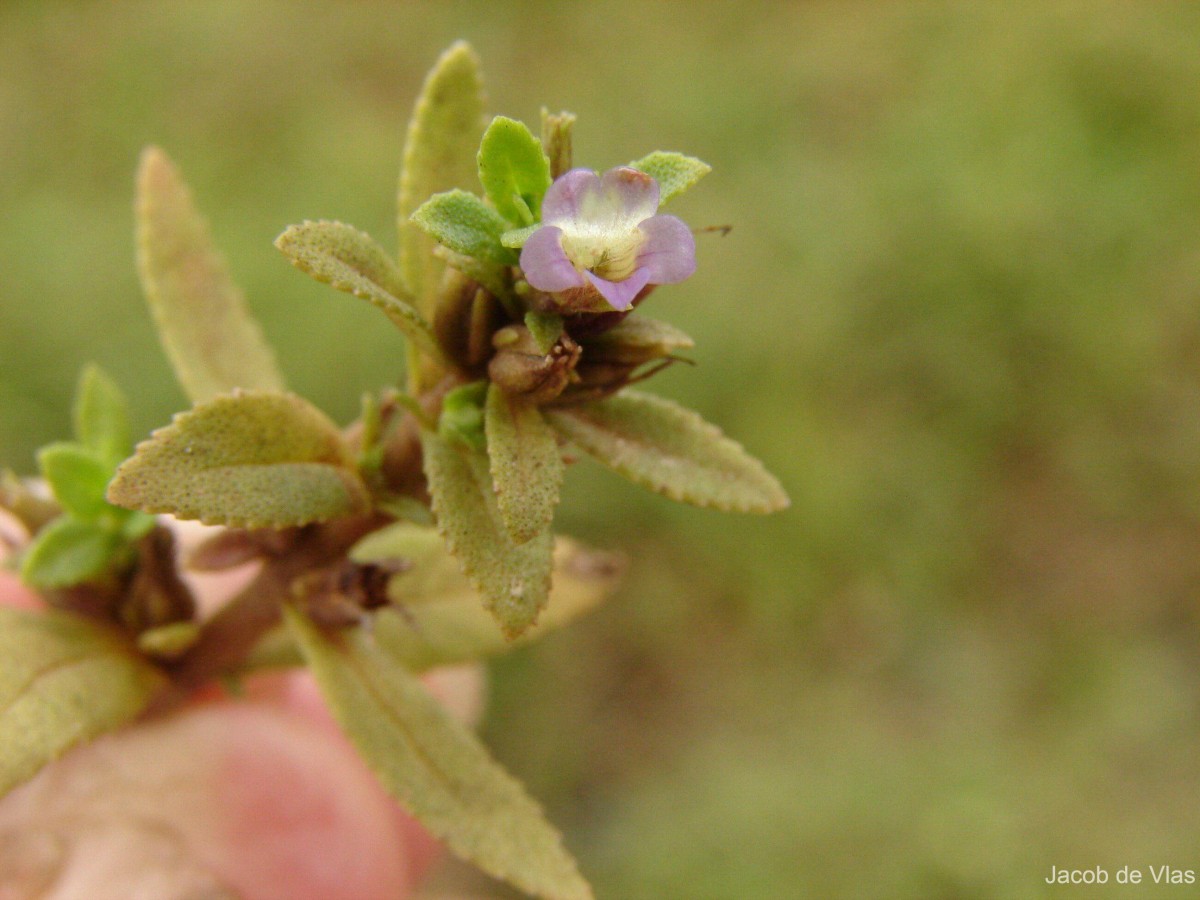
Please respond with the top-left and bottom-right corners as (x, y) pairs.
(286, 607), (593, 900)
(136, 146), (285, 402)
(485, 385), (563, 543)
(108, 391), (369, 528)
(37, 443), (112, 521)
(19, 518), (124, 589)
(73, 365), (132, 469)
(274, 220), (439, 358)
(628, 151), (711, 205)
(411, 190), (516, 266)
(421, 431), (553, 637)
(0, 608), (165, 799)
(478, 116), (552, 226)
(351, 524), (621, 670)
(547, 390), (789, 513)
(399, 42), (486, 314)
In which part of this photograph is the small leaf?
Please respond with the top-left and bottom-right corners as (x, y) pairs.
(540, 109), (576, 179)
(238, 626), (304, 673)
(422, 431), (553, 637)
(136, 146), (286, 403)
(274, 220), (441, 360)
(350, 518), (447, 570)
(107, 391), (370, 528)
(20, 518), (124, 589)
(581, 316), (695, 364)
(376, 495), (435, 526)
(439, 381), (488, 452)
(501, 223), (540, 249)
(478, 116), (552, 227)
(628, 151), (711, 205)
(136, 621), (202, 661)
(120, 510), (158, 541)
(524, 310), (563, 355)
(411, 190), (517, 266)
(485, 384), (563, 543)
(353, 525), (621, 670)
(36, 443), (112, 521)
(399, 42), (486, 315)
(72, 365), (131, 469)
(546, 390), (790, 513)
(285, 606), (593, 900)
(0, 607), (166, 798)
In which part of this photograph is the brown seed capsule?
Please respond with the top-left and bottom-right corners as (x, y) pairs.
(487, 325), (581, 404)
(296, 559), (408, 627)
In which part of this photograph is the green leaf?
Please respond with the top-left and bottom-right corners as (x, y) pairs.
(421, 431), (553, 638)
(352, 524), (621, 670)
(350, 518), (447, 570)
(20, 517), (124, 589)
(0, 607), (166, 799)
(485, 384), (563, 544)
(399, 41), (486, 315)
(285, 606), (593, 900)
(628, 151), (711, 205)
(411, 190), (517, 266)
(136, 621), (202, 661)
(107, 391), (370, 528)
(36, 443), (112, 521)
(72, 365), (131, 469)
(500, 223), (540, 250)
(546, 390), (790, 513)
(581, 315), (695, 364)
(524, 310), (564, 355)
(120, 510), (157, 541)
(135, 146), (286, 403)
(439, 380), (488, 451)
(478, 116), (552, 227)
(274, 220), (441, 360)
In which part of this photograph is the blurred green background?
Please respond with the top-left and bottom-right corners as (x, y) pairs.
(5, 2), (1200, 897)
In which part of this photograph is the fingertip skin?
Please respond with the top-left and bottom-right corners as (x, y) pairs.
(0, 702), (416, 899)
(0, 570), (42, 611)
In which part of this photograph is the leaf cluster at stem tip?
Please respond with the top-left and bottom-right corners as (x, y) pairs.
(19, 366), (154, 590)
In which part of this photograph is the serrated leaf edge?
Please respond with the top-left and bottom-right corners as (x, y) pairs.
(107, 391), (370, 529)
(274, 220), (442, 361)
(547, 391), (789, 514)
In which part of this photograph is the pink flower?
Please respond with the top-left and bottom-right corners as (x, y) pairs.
(520, 167), (696, 311)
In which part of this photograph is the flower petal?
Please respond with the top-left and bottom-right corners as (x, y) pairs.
(636, 215), (696, 284)
(585, 267), (652, 311)
(520, 226), (585, 292)
(598, 167), (659, 226)
(540, 169), (600, 225)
